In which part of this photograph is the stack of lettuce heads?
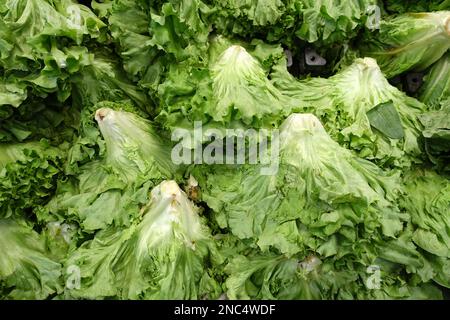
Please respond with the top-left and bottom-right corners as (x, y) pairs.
(0, 0), (449, 300)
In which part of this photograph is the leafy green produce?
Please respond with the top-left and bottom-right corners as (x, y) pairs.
(0, 219), (62, 299)
(295, 0), (378, 45)
(400, 169), (450, 259)
(44, 107), (175, 230)
(419, 53), (450, 107)
(0, 0), (106, 103)
(65, 180), (222, 299)
(360, 11), (450, 78)
(420, 101), (450, 170)
(0, 141), (65, 219)
(366, 101), (405, 140)
(207, 0), (298, 43)
(383, 0), (450, 14)
(225, 253), (444, 299)
(156, 41), (294, 133)
(274, 57), (425, 167)
(0, 0), (449, 301)
(207, 0), (378, 46)
(192, 114), (404, 256)
(0, 98), (77, 144)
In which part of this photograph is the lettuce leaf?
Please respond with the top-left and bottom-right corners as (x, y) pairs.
(156, 41), (294, 134)
(401, 169), (450, 258)
(420, 101), (450, 170)
(0, 140), (65, 219)
(225, 252), (443, 299)
(419, 53), (450, 108)
(295, 0), (378, 45)
(0, 0), (106, 103)
(0, 219), (62, 299)
(383, 0), (450, 14)
(360, 11), (450, 78)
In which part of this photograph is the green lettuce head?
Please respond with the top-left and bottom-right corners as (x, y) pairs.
(44, 108), (176, 230)
(156, 43), (293, 133)
(361, 11), (450, 78)
(193, 113), (403, 257)
(65, 180), (222, 299)
(210, 45), (288, 125)
(275, 57), (426, 168)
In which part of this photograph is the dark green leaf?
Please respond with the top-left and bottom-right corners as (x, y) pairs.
(367, 101), (405, 140)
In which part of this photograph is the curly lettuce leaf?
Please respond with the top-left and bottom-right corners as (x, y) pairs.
(383, 0), (450, 14)
(206, 0), (299, 44)
(225, 252), (443, 300)
(206, 0), (377, 45)
(0, 219), (62, 299)
(0, 140), (65, 219)
(400, 169), (450, 258)
(0, 0), (106, 102)
(107, 0), (211, 91)
(295, 0), (378, 45)
(0, 76), (27, 109)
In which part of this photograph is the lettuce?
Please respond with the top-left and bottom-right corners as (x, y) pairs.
(225, 253), (443, 299)
(65, 180), (222, 299)
(419, 53), (450, 107)
(0, 140), (64, 219)
(1, 0), (449, 301)
(0, 219), (62, 299)
(0, 0), (106, 103)
(420, 101), (450, 170)
(295, 0), (378, 45)
(156, 41), (294, 133)
(44, 108), (175, 230)
(207, 0), (378, 45)
(383, 0), (450, 14)
(63, 51), (153, 175)
(192, 114), (404, 257)
(206, 0), (298, 43)
(274, 57), (425, 168)
(361, 11), (450, 78)
(401, 169), (450, 258)
(106, 0), (211, 90)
